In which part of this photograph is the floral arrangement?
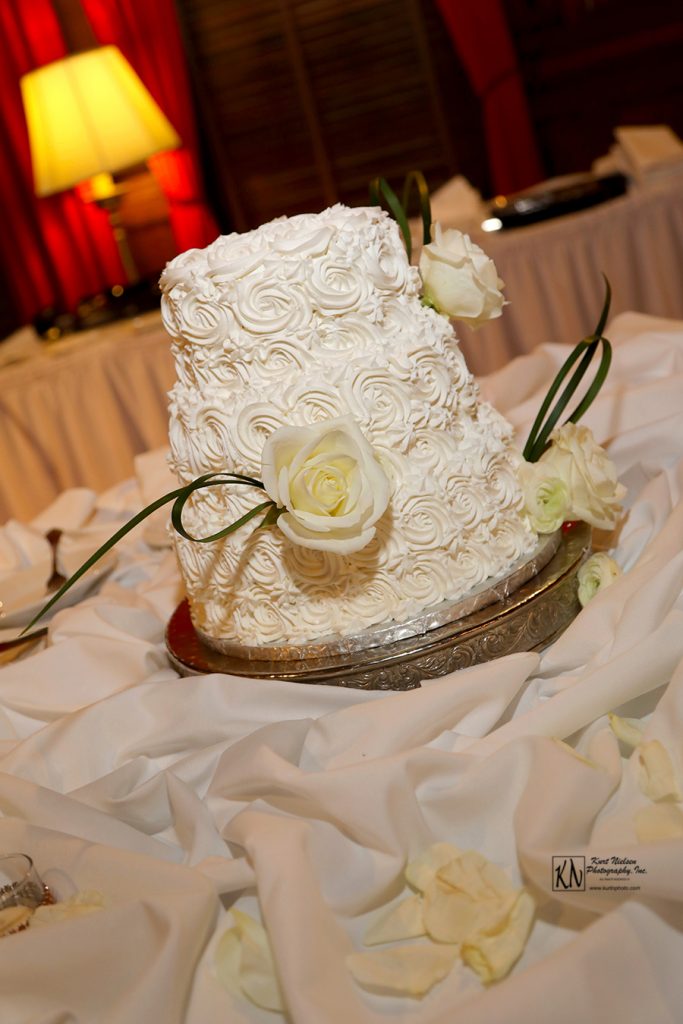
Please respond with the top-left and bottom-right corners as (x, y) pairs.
(25, 173), (624, 632)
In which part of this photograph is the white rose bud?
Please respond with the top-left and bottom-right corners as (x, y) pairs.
(261, 415), (390, 555)
(577, 552), (621, 606)
(538, 423), (626, 530)
(518, 461), (570, 533)
(419, 223), (505, 328)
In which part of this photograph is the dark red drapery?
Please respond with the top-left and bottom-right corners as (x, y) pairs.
(81, 0), (218, 256)
(0, 0), (217, 324)
(0, 0), (125, 321)
(435, 0), (544, 195)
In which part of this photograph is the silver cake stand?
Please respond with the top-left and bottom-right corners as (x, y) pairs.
(166, 523), (591, 690)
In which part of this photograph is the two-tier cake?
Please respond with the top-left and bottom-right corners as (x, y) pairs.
(160, 205), (538, 650)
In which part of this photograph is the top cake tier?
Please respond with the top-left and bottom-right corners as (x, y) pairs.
(160, 205), (536, 647)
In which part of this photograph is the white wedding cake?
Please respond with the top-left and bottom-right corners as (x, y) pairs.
(160, 205), (537, 648)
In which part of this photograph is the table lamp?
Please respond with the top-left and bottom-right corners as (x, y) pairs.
(21, 45), (181, 284)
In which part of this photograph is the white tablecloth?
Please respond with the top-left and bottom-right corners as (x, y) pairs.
(1, 312), (683, 1022)
(453, 183), (683, 376)
(0, 312), (175, 522)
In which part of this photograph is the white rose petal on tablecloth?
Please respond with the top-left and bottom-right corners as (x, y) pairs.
(404, 842), (463, 894)
(363, 893), (425, 946)
(636, 740), (683, 802)
(214, 908), (284, 1013)
(461, 890), (536, 985)
(634, 803), (683, 842)
(347, 943), (459, 997)
(608, 712), (644, 751)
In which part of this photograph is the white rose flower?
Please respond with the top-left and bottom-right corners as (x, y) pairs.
(539, 423), (626, 530)
(419, 223), (505, 328)
(261, 416), (390, 554)
(577, 552), (621, 606)
(519, 461), (571, 533)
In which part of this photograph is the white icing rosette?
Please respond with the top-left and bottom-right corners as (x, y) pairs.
(253, 336), (311, 381)
(234, 279), (312, 335)
(261, 415), (391, 555)
(282, 381), (348, 425)
(342, 366), (414, 449)
(316, 314), (385, 355)
(307, 255), (368, 315)
(234, 401), (290, 468)
(176, 292), (234, 347)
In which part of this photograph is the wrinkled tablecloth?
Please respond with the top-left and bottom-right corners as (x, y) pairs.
(0, 312), (682, 1023)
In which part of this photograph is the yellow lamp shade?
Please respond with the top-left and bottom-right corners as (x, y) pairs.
(21, 45), (181, 197)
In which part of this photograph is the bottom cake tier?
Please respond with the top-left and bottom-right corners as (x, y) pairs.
(166, 522), (590, 690)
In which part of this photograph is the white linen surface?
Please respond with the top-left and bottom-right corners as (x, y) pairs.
(1, 312), (682, 1022)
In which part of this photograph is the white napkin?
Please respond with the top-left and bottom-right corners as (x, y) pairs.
(31, 488), (97, 534)
(0, 325), (42, 368)
(0, 520), (52, 617)
(134, 447), (177, 548)
(409, 175), (488, 254)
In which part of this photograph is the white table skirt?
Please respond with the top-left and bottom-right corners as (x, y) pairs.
(1, 312), (683, 1022)
(453, 182), (683, 376)
(0, 312), (175, 522)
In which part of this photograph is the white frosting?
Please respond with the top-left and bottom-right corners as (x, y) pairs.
(161, 205), (537, 646)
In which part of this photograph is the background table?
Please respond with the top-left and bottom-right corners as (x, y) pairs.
(0, 312), (175, 521)
(453, 181), (683, 375)
(0, 312), (682, 1023)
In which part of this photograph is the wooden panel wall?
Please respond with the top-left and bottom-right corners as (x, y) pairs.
(175, 0), (489, 230)
(504, 0), (683, 177)
(177, 0), (683, 233)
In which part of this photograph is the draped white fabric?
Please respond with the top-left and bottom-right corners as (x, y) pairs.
(1, 313), (683, 1022)
(455, 184), (683, 376)
(0, 313), (175, 522)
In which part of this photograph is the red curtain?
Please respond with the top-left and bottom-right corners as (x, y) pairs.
(0, 0), (218, 325)
(0, 0), (125, 321)
(81, 0), (218, 256)
(435, 0), (544, 195)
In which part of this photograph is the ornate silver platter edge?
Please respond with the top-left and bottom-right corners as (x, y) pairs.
(166, 522), (591, 690)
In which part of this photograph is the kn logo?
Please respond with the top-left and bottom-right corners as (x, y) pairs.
(552, 855), (585, 891)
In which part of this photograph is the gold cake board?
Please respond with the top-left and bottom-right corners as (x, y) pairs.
(166, 522), (591, 690)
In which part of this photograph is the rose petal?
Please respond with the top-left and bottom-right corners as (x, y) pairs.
(405, 842), (462, 893)
(363, 894), (425, 946)
(31, 890), (105, 927)
(423, 878), (515, 944)
(634, 803), (683, 842)
(462, 890), (535, 984)
(214, 908), (284, 1013)
(347, 943), (458, 997)
(608, 713), (644, 751)
(636, 740), (682, 802)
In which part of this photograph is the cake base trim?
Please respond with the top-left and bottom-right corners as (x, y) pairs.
(166, 523), (590, 690)
(194, 531), (562, 661)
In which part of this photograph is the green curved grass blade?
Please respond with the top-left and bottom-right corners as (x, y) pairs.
(172, 496), (274, 543)
(593, 275), (612, 340)
(402, 170), (432, 246)
(369, 176), (412, 259)
(522, 340), (589, 461)
(527, 342), (599, 462)
(21, 483), (186, 635)
(567, 337), (612, 424)
(22, 471), (270, 635)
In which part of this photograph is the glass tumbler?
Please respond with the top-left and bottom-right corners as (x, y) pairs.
(0, 853), (49, 910)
